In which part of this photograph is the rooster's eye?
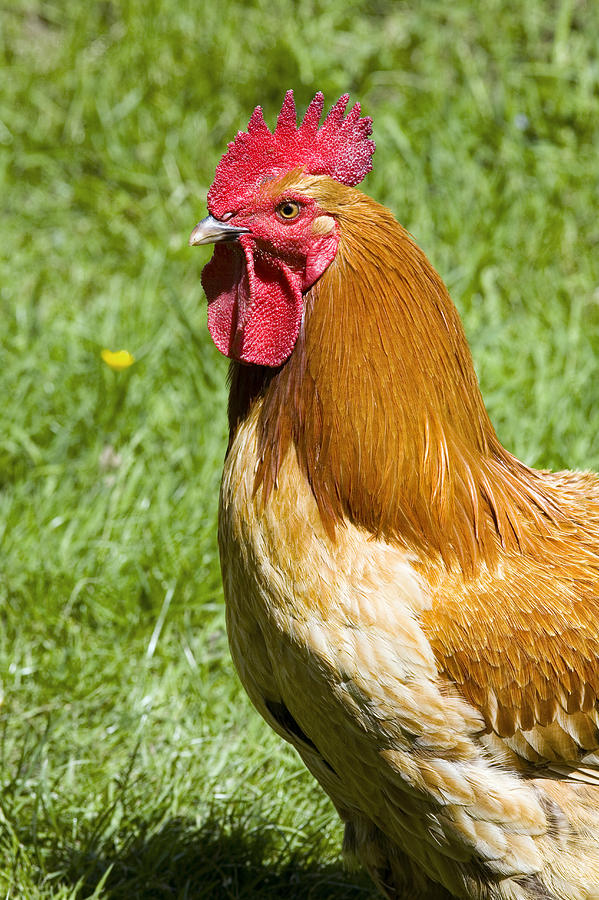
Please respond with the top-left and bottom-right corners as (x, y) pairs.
(277, 201), (301, 220)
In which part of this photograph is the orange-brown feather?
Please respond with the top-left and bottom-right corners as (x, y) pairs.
(230, 175), (573, 568)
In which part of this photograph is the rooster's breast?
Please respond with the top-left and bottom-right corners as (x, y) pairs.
(216, 399), (554, 896)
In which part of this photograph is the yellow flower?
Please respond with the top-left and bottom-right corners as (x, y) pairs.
(101, 349), (135, 371)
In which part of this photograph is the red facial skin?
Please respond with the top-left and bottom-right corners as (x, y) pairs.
(201, 190), (339, 367)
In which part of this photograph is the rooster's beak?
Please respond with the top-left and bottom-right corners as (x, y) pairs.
(188, 215), (250, 246)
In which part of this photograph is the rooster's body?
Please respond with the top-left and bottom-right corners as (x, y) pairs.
(190, 92), (599, 899)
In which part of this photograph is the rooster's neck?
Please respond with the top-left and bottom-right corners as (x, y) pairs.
(227, 196), (561, 573)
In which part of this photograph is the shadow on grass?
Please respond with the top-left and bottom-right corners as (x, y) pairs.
(56, 813), (375, 899)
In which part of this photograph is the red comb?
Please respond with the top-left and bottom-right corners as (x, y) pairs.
(207, 91), (375, 217)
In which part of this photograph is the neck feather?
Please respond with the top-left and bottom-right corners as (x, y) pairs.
(227, 192), (564, 572)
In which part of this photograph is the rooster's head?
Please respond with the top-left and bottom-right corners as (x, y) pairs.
(189, 91), (375, 366)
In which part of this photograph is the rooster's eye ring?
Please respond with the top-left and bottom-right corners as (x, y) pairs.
(277, 201), (301, 220)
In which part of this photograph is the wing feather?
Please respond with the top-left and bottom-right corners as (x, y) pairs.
(420, 551), (599, 774)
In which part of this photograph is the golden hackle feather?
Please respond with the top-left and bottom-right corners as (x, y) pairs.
(230, 174), (571, 567)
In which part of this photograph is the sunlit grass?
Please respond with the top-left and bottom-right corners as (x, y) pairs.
(1, 0), (598, 896)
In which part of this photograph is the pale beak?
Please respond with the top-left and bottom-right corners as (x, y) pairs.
(188, 215), (250, 246)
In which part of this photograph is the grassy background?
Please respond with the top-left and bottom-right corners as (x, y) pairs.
(1, 0), (599, 896)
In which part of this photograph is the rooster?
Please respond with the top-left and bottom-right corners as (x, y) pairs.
(189, 91), (599, 899)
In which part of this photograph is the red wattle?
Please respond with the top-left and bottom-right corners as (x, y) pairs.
(201, 243), (303, 367)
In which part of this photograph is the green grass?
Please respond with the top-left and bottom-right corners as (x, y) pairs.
(1, 0), (599, 896)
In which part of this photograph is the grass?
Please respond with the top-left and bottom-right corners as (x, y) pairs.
(1, 0), (598, 896)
